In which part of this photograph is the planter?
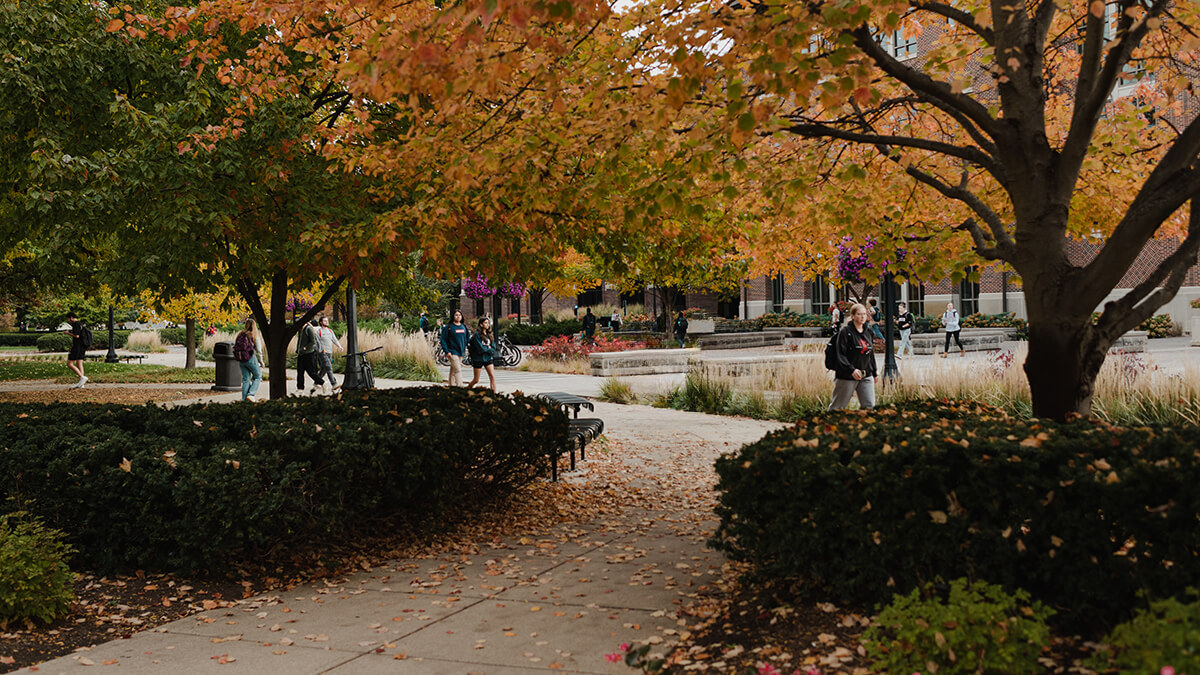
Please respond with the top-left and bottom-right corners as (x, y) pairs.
(687, 319), (715, 335)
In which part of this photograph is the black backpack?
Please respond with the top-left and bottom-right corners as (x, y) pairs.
(79, 324), (94, 349)
(824, 327), (840, 371)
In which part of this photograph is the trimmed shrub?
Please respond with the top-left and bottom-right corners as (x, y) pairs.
(1088, 593), (1200, 674)
(503, 317), (582, 345)
(0, 387), (568, 573)
(1091, 311), (1174, 338)
(0, 513), (75, 628)
(158, 327), (187, 345)
(0, 332), (45, 347)
(865, 578), (1053, 675)
(36, 330), (129, 352)
(759, 309), (827, 328)
(710, 399), (1200, 632)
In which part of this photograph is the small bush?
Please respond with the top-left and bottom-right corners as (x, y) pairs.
(865, 578), (1052, 675)
(759, 309), (826, 328)
(1089, 592), (1200, 674)
(0, 513), (75, 628)
(0, 388), (567, 573)
(598, 378), (636, 404)
(710, 399), (1200, 633)
(1092, 312), (1174, 338)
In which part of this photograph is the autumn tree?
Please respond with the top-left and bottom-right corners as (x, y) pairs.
(647, 0), (1200, 418)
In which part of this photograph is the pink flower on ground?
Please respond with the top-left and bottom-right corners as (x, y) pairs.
(757, 663), (780, 675)
(1161, 667), (1175, 675)
(604, 652), (622, 663)
(620, 643), (630, 652)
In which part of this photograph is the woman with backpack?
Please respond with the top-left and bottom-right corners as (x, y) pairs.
(829, 303), (877, 410)
(467, 317), (498, 392)
(234, 318), (265, 402)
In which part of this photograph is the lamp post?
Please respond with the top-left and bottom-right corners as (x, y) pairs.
(341, 287), (364, 390)
(105, 306), (119, 363)
(882, 272), (899, 385)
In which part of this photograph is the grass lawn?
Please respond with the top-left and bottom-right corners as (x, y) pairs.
(0, 361), (216, 384)
(0, 345), (37, 353)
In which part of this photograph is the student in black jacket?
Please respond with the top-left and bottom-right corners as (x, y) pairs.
(829, 303), (878, 410)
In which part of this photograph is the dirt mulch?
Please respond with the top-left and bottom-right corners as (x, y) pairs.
(0, 387), (217, 406)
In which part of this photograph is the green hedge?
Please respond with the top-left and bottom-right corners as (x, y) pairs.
(0, 387), (568, 573)
(0, 332), (45, 347)
(502, 317), (582, 345)
(158, 327), (187, 345)
(36, 330), (130, 353)
(711, 399), (1200, 633)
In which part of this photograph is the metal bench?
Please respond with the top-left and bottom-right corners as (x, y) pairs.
(85, 354), (147, 364)
(538, 392), (603, 480)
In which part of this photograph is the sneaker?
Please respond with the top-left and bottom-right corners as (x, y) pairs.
(70, 377), (85, 389)
(940, 352), (947, 359)
(960, 349), (966, 357)
(246, 395), (257, 403)
(309, 386), (320, 395)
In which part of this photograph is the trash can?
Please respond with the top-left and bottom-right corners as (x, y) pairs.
(212, 341), (241, 392)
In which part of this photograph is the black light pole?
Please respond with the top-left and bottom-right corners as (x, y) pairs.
(342, 287), (364, 390)
(882, 272), (899, 384)
(105, 306), (119, 363)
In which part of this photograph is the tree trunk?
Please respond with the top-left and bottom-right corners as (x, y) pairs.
(1022, 303), (1109, 420)
(266, 270), (291, 400)
(184, 317), (196, 369)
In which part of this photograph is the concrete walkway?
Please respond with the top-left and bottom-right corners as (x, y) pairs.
(10, 350), (785, 674)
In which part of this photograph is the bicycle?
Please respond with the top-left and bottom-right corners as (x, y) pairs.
(434, 336), (522, 367)
(343, 346), (383, 390)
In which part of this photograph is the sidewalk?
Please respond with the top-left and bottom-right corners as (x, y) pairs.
(16, 353), (785, 674)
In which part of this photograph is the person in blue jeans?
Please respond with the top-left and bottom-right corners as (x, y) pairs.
(440, 309), (471, 386)
(235, 318), (265, 402)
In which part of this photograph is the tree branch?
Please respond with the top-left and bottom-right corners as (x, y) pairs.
(911, 1), (994, 44)
(849, 26), (1006, 144)
(1095, 195), (1200, 341)
(782, 120), (1000, 173)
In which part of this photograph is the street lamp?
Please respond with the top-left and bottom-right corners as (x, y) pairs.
(881, 272), (899, 384)
(341, 287), (365, 390)
(105, 306), (119, 363)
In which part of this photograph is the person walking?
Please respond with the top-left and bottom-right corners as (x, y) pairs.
(64, 311), (88, 389)
(582, 307), (597, 342)
(419, 311), (431, 334)
(467, 317), (498, 392)
(895, 302), (915, 360)
(296, 318), (324, 395)
(830, 298), (843, 333)
(673, 311), (689, 348)
(868, 298), (885, 341)
(610, 310), (622, 333)
(234, 318), (265, 402)
(941, 301), (964, 357)
(829, 303), (878, 410)
(315, 315), (342, 392)
(440, 309), (471, 387)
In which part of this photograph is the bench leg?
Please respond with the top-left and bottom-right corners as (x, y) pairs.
(551, 449), (558, 482)
(570, 441), (576, 471)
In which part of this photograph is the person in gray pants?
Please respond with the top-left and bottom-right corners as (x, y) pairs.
(829, 303), (878, 410)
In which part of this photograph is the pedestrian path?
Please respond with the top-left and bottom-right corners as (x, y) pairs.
(18, 360), (784, 674)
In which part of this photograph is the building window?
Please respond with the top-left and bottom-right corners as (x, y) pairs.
(908, 282), (925, 317)
(810, 275), (831, 315)
(716, 291), (740, 320)
(889, 29), (918, 59)
(771, 274), (785, 313)
(619, 287), (645, 310)
(959, 276), (980, 316)
(577, 284), (603, 307)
